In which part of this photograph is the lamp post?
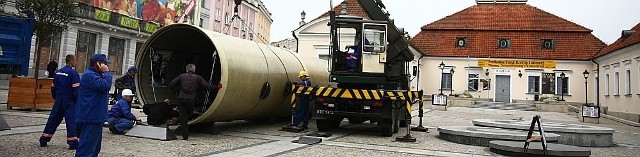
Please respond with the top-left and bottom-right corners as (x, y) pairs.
(449, 68), (455, 96)
(560, 72), (566, 101)
(439, 62), (445, 95)
(583, 70), (589, 105)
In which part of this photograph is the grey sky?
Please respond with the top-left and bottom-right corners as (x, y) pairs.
(262, 0), (640, 44)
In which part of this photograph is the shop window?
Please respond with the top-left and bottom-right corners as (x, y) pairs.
(556, 75), (569, 95)
(468, 74), (479, 91)
(541, 73), (555, 94)
(38, 31), (62, 70)
(528, 76), (540, 93)
(442, 73), (452, 89)
(75, 31), (97, 73)
(481, 79), (490, 90)
(108, 37), (125, 75)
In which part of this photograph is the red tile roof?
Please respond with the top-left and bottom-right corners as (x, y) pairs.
(315, 0), (371, 21)
(595, 23), (640, 58)
(412, 3), (606, 60)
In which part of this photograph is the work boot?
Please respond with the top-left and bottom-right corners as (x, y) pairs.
(108, 125), (121, 134)
(39, 135), (52, 147)
(67, 138), (78, 150)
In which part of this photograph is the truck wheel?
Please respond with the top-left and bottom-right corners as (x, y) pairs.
(378, 119), (393, 137)
(348, 117), (365, 124)
(316, 119), (331, 131)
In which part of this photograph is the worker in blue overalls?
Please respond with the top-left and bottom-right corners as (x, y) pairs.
(346, 38), (370, 72)
(114, 66), (137, 101)
(108, 89), (140, 134)
(39, 55), (80, 150)
(292, 71), (312, 130)
(75, 54), (112, 157)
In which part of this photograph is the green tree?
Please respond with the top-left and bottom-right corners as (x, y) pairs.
(16, 0), (76, 78)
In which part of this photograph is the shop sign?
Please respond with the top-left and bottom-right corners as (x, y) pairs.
(95, 9), (110, 23)
(144, 23), (158, 33)
(478, 59), (556, 69)
(120, 16), (139, 29)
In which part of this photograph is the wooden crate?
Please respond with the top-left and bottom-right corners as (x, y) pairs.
(8, 77), (36, 110)
(7, 77), (55, 111)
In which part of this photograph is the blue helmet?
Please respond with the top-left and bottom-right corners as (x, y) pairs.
(128, 66), (138, 73)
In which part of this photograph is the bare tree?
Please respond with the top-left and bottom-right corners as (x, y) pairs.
(16, 0), (76, 78)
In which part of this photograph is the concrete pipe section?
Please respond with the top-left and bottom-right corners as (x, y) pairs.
(135, 24), (329, 125)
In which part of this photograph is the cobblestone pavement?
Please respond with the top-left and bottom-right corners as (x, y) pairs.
(1, 102), (639, 156)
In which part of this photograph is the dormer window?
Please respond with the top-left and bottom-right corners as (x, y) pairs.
(498, 38), (510, 49)
(456, 37), (467, 48)
(541, 39), (554, 50)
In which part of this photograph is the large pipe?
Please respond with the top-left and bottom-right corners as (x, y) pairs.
(135, 24), (329, 124)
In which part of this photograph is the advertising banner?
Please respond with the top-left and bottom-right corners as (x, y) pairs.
(478, 59), (556, 69)
(76, 0), (195, 26)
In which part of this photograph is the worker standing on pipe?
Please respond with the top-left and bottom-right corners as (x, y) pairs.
(169, 64), (221, 140)
(114, 66), (138, 101)
(75, 54), (112, 157)
(292, 71), (312, 130)
(39, 55), (80, 150)
(107, 89), (141, 134)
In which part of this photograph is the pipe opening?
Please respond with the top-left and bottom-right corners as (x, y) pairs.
(138, 25), (221, 121)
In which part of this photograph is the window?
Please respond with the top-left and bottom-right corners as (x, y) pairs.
(498, 38), (510, 49)
(201, 0), (207, 8)
(224, 12), (230, 25)
(468, 74), (479, 91)
(215, 9), (221, 21)
(605, 74), (610, 95)
(556, 75), (569, 95)
(528, 76), (540, 93)
(199, 18), (204, 27)
(442, 73), (452, 89)
(626, 69), (631, 95)
(75, 31), (97, 73)
(614, 72), (619, 95)
(456, 37), (467, 48)
(541, 39), (554, 50)
(108, 37), (125, 75)
(37, 31), (62, 70)
(542, 73), (555, 94)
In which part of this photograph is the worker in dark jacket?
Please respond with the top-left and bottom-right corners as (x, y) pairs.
(107, 89), (140, 134)
(46, 59), (58, 78)
(169, 64), (219, 140)
(291, 71), (312, 130)
(114, 66), (137, 101)
(39, 55), (80, 149)
(75, 54), (112, 157)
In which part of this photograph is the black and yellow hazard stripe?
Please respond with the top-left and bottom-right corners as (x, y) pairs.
(290, 85), (424, 109)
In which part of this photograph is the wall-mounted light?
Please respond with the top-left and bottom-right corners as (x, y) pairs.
(518, 70), (522, 78)
(485, 69), (490, 76)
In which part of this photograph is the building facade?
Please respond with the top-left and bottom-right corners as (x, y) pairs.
(411, 1), (606, 104)
(270, 38), (297, 52)
(1, 0), (271, 77)
(594, 23), (640, 122)
(210, 0), (271, 44)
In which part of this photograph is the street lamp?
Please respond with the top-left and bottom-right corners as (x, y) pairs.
(583, 70), (589, 105)
(449, 68), (455, 96)
(560, 72), (566, 101)
(439, 61), (445, 95)
(341, 1), (348, 15)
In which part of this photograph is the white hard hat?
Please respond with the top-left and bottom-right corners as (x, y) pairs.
(122, 89), (135, 97)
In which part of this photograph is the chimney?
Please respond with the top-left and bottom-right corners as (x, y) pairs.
(622, 30), (635, 39)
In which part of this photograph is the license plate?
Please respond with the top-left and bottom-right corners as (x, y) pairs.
(316, 110), (334, 115)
